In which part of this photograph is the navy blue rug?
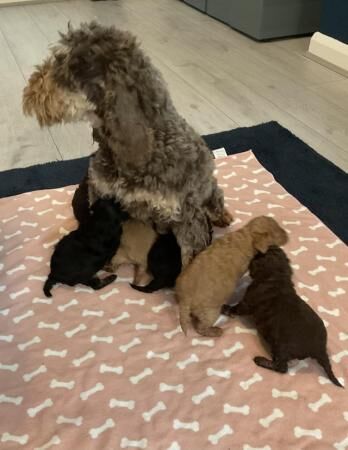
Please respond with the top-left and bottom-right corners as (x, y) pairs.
(0, 121), (347, 244)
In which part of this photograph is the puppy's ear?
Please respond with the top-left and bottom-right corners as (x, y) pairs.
(253, 232), (270, 254)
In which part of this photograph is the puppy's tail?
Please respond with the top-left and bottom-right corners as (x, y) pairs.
(43, 275), (55, 298)
(179, 302), (191, 336)
(130, 278), (168, 294)
(317, 354), (344, 388)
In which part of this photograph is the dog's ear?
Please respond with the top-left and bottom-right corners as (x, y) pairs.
(253, 232), (271, 254)
(107, 85), (153, 164)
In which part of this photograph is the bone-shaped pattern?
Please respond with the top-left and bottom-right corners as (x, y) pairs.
(38, 321), (60, 330)
(164, 326), (181, 339)
(109, 311), (130, 325)
(223, 404), (250, 415)
(159, 383), (184, 394)
(56, 416), (83, 426)
(58, 299), (78, 312)
(72, 350), (96, 367)
(27, 398), (53, 417)
(99, 288), (119, 300)
(99, 363), (124, 375)
(91, 335), (113, 344)
(135, 323), (158, 331)
(17, 336), (41, 352)
(208, 424), (233, 445)
(147, 350), (170, 360)
(223, 341), (244, 357)
(1, 432), (29, 445)
(80, 382), (104, 401)
(23, 365), (47, 382)
(259, 408), (284, 428)
(240, 373), (263, 390)
(0, 363), (19, 372)
(288, 360), (309, 375)
(34, 435), (61, 450)
(119, 337), (141, 353)
(44, 349), (67, 358)
(207, 368), (231, 379)
(308, 393), (332, 412)
(294, 426), (322, 440)
(64, 323), (87, 338)
(0, 394), (23, 405)
(142, 401), (167, 422)
(318, 375), (345, 386)
(176, 354), (199, 369)
(334, 436), (348, 450)
(89, 418), (115, 439)
(152, 300), (171, 313)
(130, 368), (153, 385)
(332, 350), (348, 363)
(82, 309), (104, 317)
(120, 438), (148, 449)
(167, 442), (181, 450)
(50, 379), (75, 390)
(192, 386), (215, 405)
(0, 334), (13, 343)
(173, 419), (199, 432)
(109, 398), (135, 410)
(243, 445), (271, 450)
(272, 388), (298, 400)
(318, 306), (340, 317)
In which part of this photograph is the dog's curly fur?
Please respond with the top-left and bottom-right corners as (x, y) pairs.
(23, 22), (232, 265)
(176, 216), (288, 337)
(221, 246), (342, 387)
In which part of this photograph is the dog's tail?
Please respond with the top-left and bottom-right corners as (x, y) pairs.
(130, 277), (168, 294)
(317, 354), (343, 388)
(179, 302), (191, 336)
(43, 275), (55, 298)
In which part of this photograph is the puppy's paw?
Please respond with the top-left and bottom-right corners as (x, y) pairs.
(212, 208), (233, 228)
(198, 326), (223, 338)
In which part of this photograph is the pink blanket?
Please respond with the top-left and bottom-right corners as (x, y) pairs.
(0, 151), (347, 450)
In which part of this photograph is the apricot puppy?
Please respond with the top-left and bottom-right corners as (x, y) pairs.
(108, 219), (157, 285)
(176, 216), (288, 337)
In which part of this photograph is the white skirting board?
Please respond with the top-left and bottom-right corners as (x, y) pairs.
(308, 32), (348, 76)
(0, 0), (62, 6)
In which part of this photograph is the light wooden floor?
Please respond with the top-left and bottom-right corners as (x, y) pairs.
(0, 0), (347, 172)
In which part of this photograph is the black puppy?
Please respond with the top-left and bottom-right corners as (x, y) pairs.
(222, 246), (343, 387)
(130, 232), (182, 293)
(44, 199), (128, 297)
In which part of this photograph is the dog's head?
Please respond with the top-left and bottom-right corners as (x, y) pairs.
(247, 216), (288, 254)
(249, 245), (292, 280)
(22, 22), (138, 127)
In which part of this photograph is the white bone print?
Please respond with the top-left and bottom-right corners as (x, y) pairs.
(44, 349), (67, 358)
(0, 335), (13, 343)
(191, 338), (214, 347)
(240, 373), (263, 390)
(99, 363), (124, 375)
(152, 300), (171, 313)
(142, 401), (166, 422)
(308, 266), (326, 276)
(130, 368), (153, 385)
(10, 288), (31, 301)
(294, 426), (322, 439)
(91, 335), (113, 344)
(208, 424), (233, 445)
(173, 419), (199, 432)
(23, 365), (47, 382)
(0, 363), (18, 372)
(332, 350), (348, 363)
(308, 393), (332, 412)
(135, 323), (158, 331)
(72, 350), (96, 367)
(289, 360), (309, 375)
(259, 408), (284, 428)
(100, 288), (119, 300)
(56, 416), (83, 426)
(50, 379), (75, 390)
(159, 383), (184, 394)
(120, 437), (148, 448)
(27, 398), (53, 417)
(146, 350), (170, 360)
(109, 311), (130, 325)
(89, 418), (115, 439)
(34, 435), (61, 450)
(223, 341), (244, 357)
(334, 436), (348, 450)
(272, 388), (298, 400)
(298, 282), (319, 292)
(176, 354), (199, 369)
(38, 322), (60, 330)
(18, 336), (41, 351)
(1, 433), (29, 445)
(0, 394), (23, 405)
(164, 326), (181, 339)
(109, 399), (135, 410)
(65, 323), (86, 338)
(58, 299), (78, 312)
(82, 309), (104, 317)
(119, 337), (141, 353)
(329, 288), (346, 298)
(80, 382), (104, 401)
(223, 404), (250, 415)
(13, 309), (34, 324)
(235, 325), (257, 335)
(317, 306), (340, 316)
(291, 246), (308, 256)
(192, 386), (215, 404)
(207, 368), (231, 379)
(125, 298), (145, 306)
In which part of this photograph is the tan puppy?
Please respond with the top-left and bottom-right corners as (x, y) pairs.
(108, 220), (157, 284)
(176, 216), (288, 337)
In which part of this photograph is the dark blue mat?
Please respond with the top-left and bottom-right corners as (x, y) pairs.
(0, 121), (346, 244)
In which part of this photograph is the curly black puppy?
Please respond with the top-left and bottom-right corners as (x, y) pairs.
(222, 246), (343, 387)
(44, 199), (128, 297)
(130, 232), (182, 293)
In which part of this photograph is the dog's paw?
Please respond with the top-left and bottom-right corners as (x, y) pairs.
(212, 208), (233, 228)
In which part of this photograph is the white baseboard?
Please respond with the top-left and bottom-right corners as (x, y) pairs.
(308, 32), (348, 76)
(0, 0), (62, 6)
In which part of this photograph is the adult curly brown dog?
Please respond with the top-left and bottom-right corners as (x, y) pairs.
(176, 216), (288, 337)
(221, 246), (343, 387)
(22, 21), (232, 266)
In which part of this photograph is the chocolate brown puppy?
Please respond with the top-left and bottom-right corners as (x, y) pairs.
(222, 246), (343, 387)
(176, 216), (288, 337)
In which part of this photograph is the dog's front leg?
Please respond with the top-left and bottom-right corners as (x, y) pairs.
(172, 208), (211, 267)
(205, 181), (233, 228)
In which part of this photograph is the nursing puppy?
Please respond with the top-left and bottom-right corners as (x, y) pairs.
(131, 231), (182, 293)
(176, 216), (288, 337)
(44, 199), (127, 297)
(222, 246), (343, 387)
(107, 219), (157, 285)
